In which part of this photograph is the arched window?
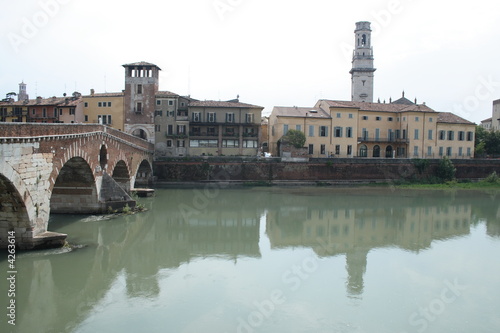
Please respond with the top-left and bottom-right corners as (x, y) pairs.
(373, 145), (380, 158)
(386, 146), (393, 158)
(361, 34), (367, 46)
(359, 145), (368, 157)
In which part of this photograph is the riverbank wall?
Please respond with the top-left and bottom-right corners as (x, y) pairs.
(154, 158), (500, 184)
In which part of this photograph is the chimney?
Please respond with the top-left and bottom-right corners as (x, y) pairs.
(36, 96), (42, 104)
(90, 88), (95, 96)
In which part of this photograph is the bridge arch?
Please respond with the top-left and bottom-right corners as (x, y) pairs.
(112, 160), (131, 192)
(50, 157), (99, 214)
(129, 125), (151, 141)
(133, 159), (153, 188)
(0, 172), (32, 232)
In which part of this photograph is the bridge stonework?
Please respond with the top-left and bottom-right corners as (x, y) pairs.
(0, 123), (154, 250)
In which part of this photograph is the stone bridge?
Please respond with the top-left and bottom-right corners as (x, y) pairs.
(0, 123), (154, 250)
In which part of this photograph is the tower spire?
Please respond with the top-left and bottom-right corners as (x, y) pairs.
(350, 21), (376, 103)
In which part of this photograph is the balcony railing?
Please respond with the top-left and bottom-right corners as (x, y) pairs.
(357, 137), (409, 143)
(189, 132), (218, 137)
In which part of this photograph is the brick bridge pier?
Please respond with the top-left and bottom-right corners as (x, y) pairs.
(0, 123), (154, 250)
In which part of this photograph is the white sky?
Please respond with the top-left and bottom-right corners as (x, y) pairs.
(2, 0), (500, 124)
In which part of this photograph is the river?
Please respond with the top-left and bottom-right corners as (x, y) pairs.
(1, 186), (500, 333)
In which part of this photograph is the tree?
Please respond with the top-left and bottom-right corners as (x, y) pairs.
(280, 129), (306, 148)
(436, 156), (456, 182)
(475, 125), (500, 157)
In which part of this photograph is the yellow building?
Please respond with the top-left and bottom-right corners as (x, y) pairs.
(82, 91), (125, 131)
(0, 101), (29, 122)
(269, 97), (476, 159)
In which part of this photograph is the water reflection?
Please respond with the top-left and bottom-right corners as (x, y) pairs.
(1, 187), (498, 332)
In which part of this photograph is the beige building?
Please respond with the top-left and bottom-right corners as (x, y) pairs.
(188, 100), (263, 156)
(481, 99), (500, 131)
(269, 97), (476, 159)
(82, 91), (125, 131)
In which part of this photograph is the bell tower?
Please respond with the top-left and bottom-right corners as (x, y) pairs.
(350, 21), (376, 103)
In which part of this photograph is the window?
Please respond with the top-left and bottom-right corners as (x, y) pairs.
(168, 100), (174, 106)
(335, 145), (340, 155)
(446, 147), (452, 156)
(376, 116), (381, 121)
(439, 130), (446, 140)
(189, 140), (219, 148)
(362, 128), (368, 140)
(458, 147), (463, 156)
(447, 131), (454, 140)
(207, 112), (216, 123)
(414, 129), (419, 140)
(98, 102), (102, 107)
(415, 116), (419, 122)
(428, 130), (433, 140)
(98, 115), (112, 125)
(167, 125), (173, 135)
(429, 117), (433, 122)
(137, 84), (142, 94)
(458, 131), (465, 141)
(375, 128), (380, 140)
(155, 110), (163, 117)
(136, 102), (142, 113)
(309, 125), (314, 137)
(207, 127), (216, 136)
(156, 100), (161, 106)
(413, 146), (419, 157)
(166, 140), (172, 147)
(427, 146), (432, 156)
(402, 129), (407, 139)
(243, 140), (258, 148)
(395, 129), (401, 139)
(177, 125), (186, 134)
(362, 116), (368, 120)
(84, 102), (88, 107)
(226, 113), (234, 123)
(439, 147), (444, 156)
(107, 102), (111, 107)
(155, 125), (161, 132)
(336, 113), (341, 118)
(295, 124), (302, 131)
(308, 144), (314, 155)
(246, 113), (254, 123)
(192, 112), (201, 122)
(346, 127), (353, 138)
(320, 126), (328, 137)
(388, 129), (394, 141)
(349, 113), (353, 119)
(403, 117), (406, 121)
(388, 117), (393, 121)
(177, 140), (185, 147)
(283, 124), (289, 135)
(333, 127), (342, 138)
(467, 131), (474, 141)
(42, 108), (47, 117)
(321, 144), (326, 155)
(467, 147), (471, 156)
(84, 115), (88, 122)
(59, 109), (62, 116)
(347, 145), (352, 156)
(70, 108), (75, 115)
(223, 140), (239, 147)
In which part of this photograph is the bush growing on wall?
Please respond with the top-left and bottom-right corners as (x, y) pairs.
(436, 156), (456, 182)
(280, 129), (306, 149)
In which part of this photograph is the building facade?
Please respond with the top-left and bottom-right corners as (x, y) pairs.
(82, 91), (124, 130)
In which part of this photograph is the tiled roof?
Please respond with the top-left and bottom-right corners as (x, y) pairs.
(481, 117), (492, 123)
(82, 92), (124, 98)
(391, 96), (415, 105)
(189, 100), (263, 109)
(122, 61), (161, 69)
(1, 97), (80, 106)
(272, 106), (331, 119)
(320, 100), (436, 113)
(156, 91), (179, 97)
(437, 112), (475, 125)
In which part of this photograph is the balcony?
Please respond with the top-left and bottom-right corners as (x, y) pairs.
(189, 131), (218, 138)
(357, 137), (409, 144)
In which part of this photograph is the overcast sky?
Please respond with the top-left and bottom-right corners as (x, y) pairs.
(2, 0), (500, 124)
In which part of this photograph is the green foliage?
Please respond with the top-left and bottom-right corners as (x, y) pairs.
(281, 129), (306, 148)
(436, 157), (456, 182)
(484, 171), (500, 184)
(122, 204), (132, 214)
(475, 126), (500, 156)
(412, 158), (429, 174)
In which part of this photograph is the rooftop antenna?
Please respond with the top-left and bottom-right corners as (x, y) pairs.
(188, 65), (191, 96)
(104, 74), (107, 92)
